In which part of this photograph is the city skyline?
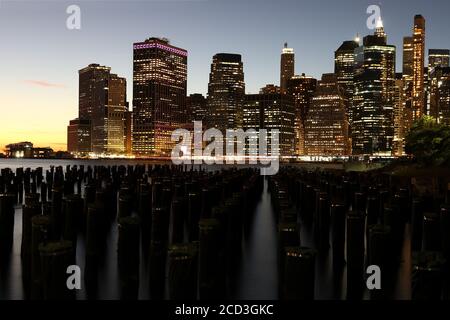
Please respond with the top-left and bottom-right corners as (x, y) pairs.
(2, 0), (450, 150)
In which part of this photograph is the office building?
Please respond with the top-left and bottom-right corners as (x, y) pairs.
(132, 37), (188, 157)
(403, 37), (414, 134)
(393, 74), (406, 156)
(67, 118), (92, 154)
(428, 50), (450, 119)
(335, 39), (359, 124)
(429, 67), (450, 125)
(243, 93), (295, 157)
(286, 74), (317, 156)
(280, 43), (295, 94)
(304, 74), (350, 156)
(260, 84), (281, 94)
(124, 110), (132, 155)
(187, 93), (207, 124)
(429, 49), (450, 70)
(207, 53), (245, 132)
(77, 64), (127, 154)
(352, 18), (396, 155)
(412, 15), (426, 120)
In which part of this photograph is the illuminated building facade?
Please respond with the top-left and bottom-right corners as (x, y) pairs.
(207, 53), (245, 132)
(402, 37), (414, 133)
(403, 37), (414, 81)
(67, 118), (91, 154)
(132, 37), (188, 157)
(5, 142), (34, 158)
(78, 64), (127, 154)
(304, 74), (350, 156)
(428, 50), (450, 119)
(187, 93), (207, 123)
(334, 39), (359, 125)
(124, 110), (132, 155)
(352, 19), (396, 155)
(243, 95), (263, 157)
(429, 49), (450, 70)
(429, 67), (450, 125)
(243, 93), (295, 157)
(5, 142), (53, 159)
(438, 68), (450, 125)
(77, 64), (109, 153)
(79, 64), (111, 120)
(286, 74), (317, 156)
(104, 75), (127, 154)
(393, 74), (405, 156)
(260, 84), (281, 94)
(280, 43), (295, 94)
(412, 15), (426, 120)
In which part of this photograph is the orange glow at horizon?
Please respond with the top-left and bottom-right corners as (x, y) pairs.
(0, 80), (77, 153)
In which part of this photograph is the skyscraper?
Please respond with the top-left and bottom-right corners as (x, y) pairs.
(187, 94), (207, 123)
(403, 37), (414, 81)
(335, 39), (359, 125)
(243, 93), (295, 157)
(77, 64), (127, 154)
(437, 67), (450, 125)
(260, 84), (281, 94)
(286, 74), (317, 156)
(430, 67), (450, 124)
(393, 74), (405, 156)
(207, 53), (245, 132)
(76, 64), (109, 153)
(67, 119), (91, 154)
(412, 15), (426, 120)
(304, 74), (350, 156)
(132, 37), (188, 157)
(124, 110), (133, 155)
(429, 49), (450, 70)
(428, 50), (450, 118)
(79, 64), (111, 121)
(403, 37), (414, 134)
(352, 19), (396, 155)
(280, 43), (295, 94)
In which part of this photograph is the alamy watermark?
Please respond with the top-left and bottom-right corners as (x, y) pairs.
(66, 5), (81, 30)
(366, 4), (381, 30)
(171, 121), (280, 176)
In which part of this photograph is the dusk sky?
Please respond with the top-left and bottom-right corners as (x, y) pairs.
(1, 0), (450, 150)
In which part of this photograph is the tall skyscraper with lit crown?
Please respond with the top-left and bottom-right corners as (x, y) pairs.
(280, 43), (295, 94)
(352, 17), (396, 155)
(132, 37), (187, 157)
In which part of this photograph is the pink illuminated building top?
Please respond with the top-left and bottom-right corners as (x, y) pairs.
(133, 41), (188, 57)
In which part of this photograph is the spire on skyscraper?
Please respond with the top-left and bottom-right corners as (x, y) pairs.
(376, 16), (383, 28)
(375, 16), (386, 38)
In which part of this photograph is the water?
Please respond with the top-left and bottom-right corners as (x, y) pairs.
(0, 159), (410, 300)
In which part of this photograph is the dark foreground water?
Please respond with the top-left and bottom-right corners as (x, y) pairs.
(0, 159), (410, 300)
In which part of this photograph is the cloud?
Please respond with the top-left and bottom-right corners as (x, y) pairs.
(23, 80), (66, 88)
